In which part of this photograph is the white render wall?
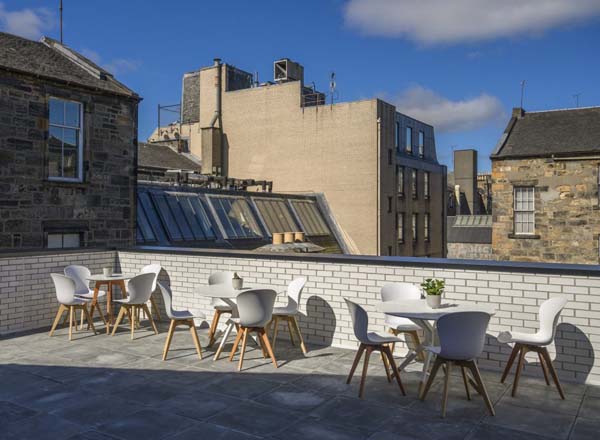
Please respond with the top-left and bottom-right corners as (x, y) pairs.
(1, 248), (599, 385)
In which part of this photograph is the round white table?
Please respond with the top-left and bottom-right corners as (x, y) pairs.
(196, 284), (276, 360)
(87, 273), (137, 331)
(377, 299), (496, 390)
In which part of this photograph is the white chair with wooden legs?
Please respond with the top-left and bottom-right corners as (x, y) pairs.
(420, 311), (495, 418)
(344, 299), (406, 399)
(381, 283), (424, 364)
(158, 282), (206, 361)
(140, 264), (163, 321)
(498, 296), (568, 399)
(49, 273), (97, 341)
(270, 277), (308, 354)
(64, 265), (107, 328)
(228, 289), (278, 371)
(111, 273), (158, 339)
(207, 271), (234, 347)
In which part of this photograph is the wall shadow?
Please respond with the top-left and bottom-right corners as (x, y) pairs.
(300, 295), (336, 348)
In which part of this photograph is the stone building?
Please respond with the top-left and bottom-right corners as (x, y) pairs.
(149, 58), (447, 257)
(491, 107), (600, 264)
(0, 32), (141, 250)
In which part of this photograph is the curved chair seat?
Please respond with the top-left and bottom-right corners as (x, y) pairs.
(63, 297), (90, 306)
(270, 278), (308, 355)
(213, 304), (234, 312)
(75, 289), (106, 300)
(111, 273), (159, 339)
(171, 309), (206, 320)
(366, 332), (402, 345)
(498, 330), (551, 346)
(272, 305), (298, 316)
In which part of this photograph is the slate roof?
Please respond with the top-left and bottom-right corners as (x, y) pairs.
(0, 32), (138, 98)
(447, 216), (492, 244)
(492, 107), (600, 159)
(138, 142), (202, 172)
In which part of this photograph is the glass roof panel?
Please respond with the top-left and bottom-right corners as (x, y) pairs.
(290, 200), (330, 236)
(208, 196), (262, 239)
(254, 198), (299, 235)
(138, 191), (169, 243)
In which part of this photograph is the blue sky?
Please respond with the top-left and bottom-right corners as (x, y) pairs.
(2, 0), (600, 171)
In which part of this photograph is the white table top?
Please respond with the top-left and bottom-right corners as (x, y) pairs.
(87, 273), (137, 282)
(196, 284), (275, 299)
(377, 299), (496, 320)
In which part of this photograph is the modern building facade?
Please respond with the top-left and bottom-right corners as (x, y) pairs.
(0, 32), (141, 250)
(491, 106), (600, 264)
(151, 58), (446, 256)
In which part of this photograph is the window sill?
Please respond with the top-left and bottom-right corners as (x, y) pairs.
(45, 179), (88, 189)
(508, 234), (540, 239)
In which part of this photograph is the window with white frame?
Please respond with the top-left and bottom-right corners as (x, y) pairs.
(418, 130), (425, 157)
(397, 166), (404, 195)
(47, 232), (81, 249)
(424, 171), (430, 198)
(412, 213), (417, 241)
(48, 97), (83, 181)
(395, 121), (400, 149)
(514, 187), (535, 235)
(411, 169), (418, 199)
(406, 126), (413, 153)
(397, 212), (404, 243)
(424, 213), (430, 241)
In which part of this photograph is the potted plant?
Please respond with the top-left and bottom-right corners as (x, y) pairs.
(421, 278), (445, 309)
(232, 272), (244, 290)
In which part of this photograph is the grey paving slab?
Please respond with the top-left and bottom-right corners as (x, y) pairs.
(466, 424), (553, 440)
(50, 394), (140, 427)
(254, 382), (335, 411)
(203, 374), (282, 399)
(498, 385), (582, 416)
(569, 416), (600, 440)
(111, 381), (184, 406)
(66, 431), (122, 440)
(208, 401), (302, 436)
(97, 408), (196, 440)
(166, 422), (263, 439)
(577, 395), (600, 419)
(374, 408), (477, 440)
(310, 396), (395, 430)
(159, 390), (243, 421)
(3, 413), (84, 439)
(0, 400), (38, 428)
(275, 418), (371, 440)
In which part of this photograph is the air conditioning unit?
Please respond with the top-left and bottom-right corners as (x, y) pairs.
(274, 58), (304, 83)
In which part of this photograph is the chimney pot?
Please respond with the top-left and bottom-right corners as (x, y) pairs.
(512, 107), (524, 118)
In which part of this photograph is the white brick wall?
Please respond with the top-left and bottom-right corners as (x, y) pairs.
(2, 248), (600, 385)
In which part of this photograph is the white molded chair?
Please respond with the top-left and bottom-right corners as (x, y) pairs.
(381, 283), (423, 361)
(140, 264), (163, 321)
(498, 296), (568, 399)
(228, 289), (278, 371)
(271, 277), (308, 354)
(420, 311), (494, 418)
(158, 282), (206, 360)
(207, 271), (235, 347)
(111, 273), (158, 339)
(64, 265), (107, 327)
(344, 299), (406, 399)
(49, 273), (97, 341)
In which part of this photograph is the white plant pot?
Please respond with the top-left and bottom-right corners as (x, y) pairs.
(232, 278), (244, 290)
(102, 267), (113, 277)
(426, 294), (442, 309)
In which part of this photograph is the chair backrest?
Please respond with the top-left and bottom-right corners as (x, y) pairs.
(141, 264), (161, 292)
(236, 289), (277, 328)
(344, 299), (370, 345)
(209, 271), (234, 285)
(126, 273), (156, 305)
(285, 277), (306, 313)
(51, 273), (77, 305)
(157, 282), (176, 320)
(380, 282), (421, 302)
(64, 265), (91, 295)
(436, 311), (491, 360)
(538, 296), (568, 345)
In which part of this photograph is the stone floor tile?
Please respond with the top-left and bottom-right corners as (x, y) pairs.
(97, 408), (196, 440)
(466, 424), (553, 440)
(166, 422), (263, 439)
(203, 375), (282, 399)
(159, 390), (243, 421)
(275, 418), (371, 440)
(375, 408), (477, 440)
(254, 382), (335, 411)
(3, 413), (84, 439)
(50, 394), (139, 427)
(310, 396), (395, 430)
(569, 417), (600, 440)
(0, 400), (38, 428)
(208, 401), (302, 436)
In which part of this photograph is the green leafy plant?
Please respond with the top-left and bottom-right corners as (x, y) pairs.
(421, 278), (445, 296)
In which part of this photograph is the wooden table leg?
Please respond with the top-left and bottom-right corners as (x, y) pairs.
(107, 281), (114, 332)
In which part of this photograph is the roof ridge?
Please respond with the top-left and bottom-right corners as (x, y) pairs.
(527, 106), (600, 114)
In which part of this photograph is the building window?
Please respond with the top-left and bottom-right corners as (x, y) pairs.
(388, 149), (393, 165)
(397, 166), (404, 196)
(397, 213), (404, 243)
(412, 213), (418, 242)
(48, 97), (83, 182)
(424, 171), (430, 199)
(418, 131), (425, 157)
(406, 126), (412, 153)
(395, 121), (400, 149)
(47, 232), (81, 249)
(411, 169), (418, 199)
(424, 213), (430, 241)
(388, 246), (393, 256)
(514, 187), (535, 235)
(387, 196), (393, 213)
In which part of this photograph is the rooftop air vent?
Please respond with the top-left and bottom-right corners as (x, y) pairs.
(273, 58), (304, 83)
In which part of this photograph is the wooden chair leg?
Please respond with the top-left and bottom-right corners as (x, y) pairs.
(83, 305), (97, 335)
(347, 344), (365, 384)
(410, 331), (425, 362)
(214, 321), (235, 361)
(162, 319), (177, 360)
(512, 345), (527, 397)
(189, 320), (203, 360)
(130, 305), (136, 339)
(150, 296), (162, 321)
(501, 343), (521, 383)
(461, 366), (471, 400)
(143, 304), (159, 335)
(49, 305), (66, 337)
(469, 361), (495, 416)
(538, 351), (550, 385)
(383, 345), (406, 395)
(272, 316), (280, 351)
(207, 310), (222, 347)
(381, 349), (392, 383)
(238, 328), (249, 371)
(291, 316), (308, 354)
(286, 317), (296, 346)
(228, 326), (244, 362)
(358, 346), (372, 399)
(111, 306), (127, 336)
(68, 306), (75, 341)
(540, 347), (566, 399)
(441, 360), (452, 418)
(420, 357), (443, 400)
(259, 329), (278, 368)
(61, 310), (69, 327)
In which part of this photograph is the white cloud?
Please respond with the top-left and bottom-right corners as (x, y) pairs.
(0, 3), (54, 40)
(81, 48), (140, 76)
(393, 85), (505, 133)
(344, 0), (600, 44)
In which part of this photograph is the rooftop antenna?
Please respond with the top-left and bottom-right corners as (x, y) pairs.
(573, 93), (581, 108)
(520, 80), (526, 108)
(329, 72), (336, 107)
(59, 0), (63, 43)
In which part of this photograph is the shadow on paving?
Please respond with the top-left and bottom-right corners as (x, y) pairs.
(0, 324), (598, 440)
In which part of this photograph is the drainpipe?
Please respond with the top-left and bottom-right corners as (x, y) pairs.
(209, 58), (222, 128)
(376, 116), (381, 255)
